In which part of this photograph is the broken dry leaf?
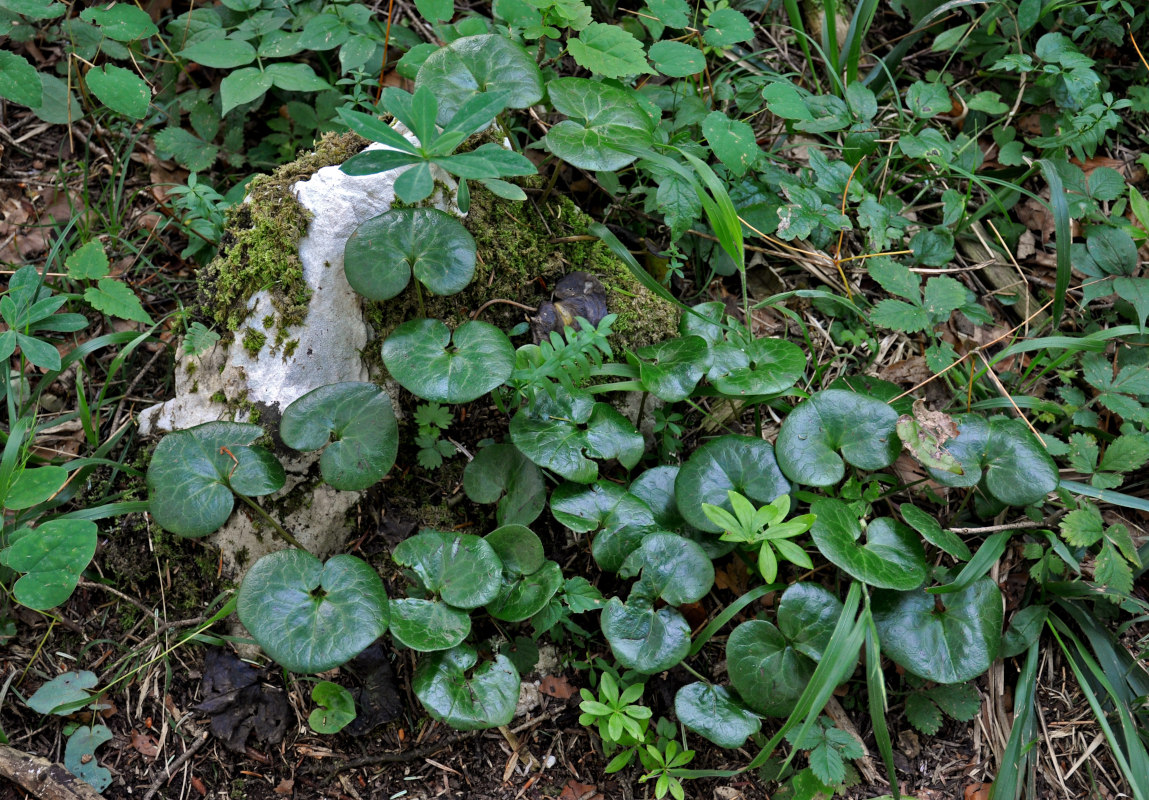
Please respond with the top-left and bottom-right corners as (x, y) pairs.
(538, 674), (576, 699)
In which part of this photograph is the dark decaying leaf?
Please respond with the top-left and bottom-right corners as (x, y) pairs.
(195, 648), (288, 752)
(343, 642), (403, 736)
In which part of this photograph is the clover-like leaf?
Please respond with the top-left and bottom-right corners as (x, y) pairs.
(310, 681), (357, 734)
(543, 78), (655, 171)
(463, 444), (545, 526)
(726, 619), (815, 717)
(925, 415), (1058, 506)
(344, 208), (476, 301)
(147, 422), (286, 538)
(1, 519), (96, 610)
(618, 532), (714, 605)
(383, 319), (514, 404)
(872, 576), (1003, 684)
(712, 338), (806, 397)
(630, 336), (708, 402)
(549, 481), (659, 571)
(675, 436), (790, 533)
(414, 34), (543, 123)
(413, 644), (520, 729)
(809, 499), (927, 590)
(392, 530), (503, 609)
(674, 683), (761, 748)
(388, 598), (471, 651)
(776, 390), (900, 486)
(237, 550), (390, 674)
(279, 383), (398, 491)
(601, 596), (691, 674)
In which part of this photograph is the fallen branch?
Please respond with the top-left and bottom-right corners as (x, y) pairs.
(0, 744), (106, 800)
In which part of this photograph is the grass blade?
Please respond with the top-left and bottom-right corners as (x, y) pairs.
(1037, 159), (1072, 328)
(988, 641), (1040, 800)
(864, 603), (900, 799)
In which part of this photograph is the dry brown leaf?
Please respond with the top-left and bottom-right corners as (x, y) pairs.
(964, 783), (991, 800)
(274, 778), (294, 795)
(714, 560), (749, 595)
(190, 776), (207, 796)
(129, 730), (159, 759)
(559, 779), (604, 800)
(539, 674), (577, 699)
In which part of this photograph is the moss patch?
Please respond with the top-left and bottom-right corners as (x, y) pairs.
(199, 131), (369, 335)
(242, 328), (266, 357)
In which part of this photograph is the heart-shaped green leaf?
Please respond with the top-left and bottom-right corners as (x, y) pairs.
(65, 724), (113, 793)
(392, 530), (503, 609)
(389, 598), (471, 651)
(4, 466), (68, 509)
(776, 390), (900, 486)
(809, 499), (927, 590)
(549, 481), (659, 571)
(926, 415), (1058, 506)
(726, 619), (814, 717)
(26, 670), (97, 715)
(237, 550), (390, 674)
(147, 422), (286, 538)
(675, 436), (790, 533)
(619, 533), (714, 605)
(630, 466), (735, 559)
(383, 319), (514, 404)
(413, 645), (520, 729)
(344, 208), (476, 301)
(776, 582), (846, 663)
(279, 383), (398, 491)
(463, 444), (545, 526)
(511, 400), (643, 485)
(414, 34), (543, 123)
(630, 336), (709, 402)
(1, 519), (96, 610)
(872, 577), (1003, 684)
(487, 559), (563, 622)
(601, 597), (691, 674)
(712, 338), (806, 397)
(309, 681), (357, 734)
(674, 683), (761, 748)
(543, 78), (655, 171)
(484, 524), (545, 575)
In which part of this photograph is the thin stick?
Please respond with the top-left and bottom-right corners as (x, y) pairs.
(141, 730), (210, 800)
(471, 298), (537, 320)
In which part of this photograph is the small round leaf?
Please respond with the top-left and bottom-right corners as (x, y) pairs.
(147, 422), (285, 538)
(713, 338), (806, 397)
(463, 444), (545, 526)
(413, 645), (520, 730)
(926, 415), (1058, 506)
(309, 681), (357, 734)
(549, 481), (659, 572)
(675, 436), (790, 533)
(383, 319), (514, 404)
(674, 683), (761, 748)
(776, 582), (845, 663)
(344, 208), (476, 301)
(872, 577), (1003, 684)
(632, 336), (708, 402)
(279, 382), (398, 491)
(2, 519), (97, 610)
(485, 524), (545, 576)
(392, 530), (503, 609)
(486, 560), (563, 622)
(237, 550), (389, 674)
(543, 78), (655, 171)
(809, 499), (927, 590)
(776, 390), (900, 486)
(601, 597), (691, 674)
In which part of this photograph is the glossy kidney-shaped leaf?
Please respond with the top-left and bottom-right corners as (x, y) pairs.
(147, 422), (285, 538)
(619, 533), (714, 605)
(413, 645), (520, 729)
(810, 499), (927, 590)
(487, 560), (563, 622)
(309, 681), (357, 734)
(675, 436), (790, 533)
(388, 597), (470, 651)
(872, 576), (1003, 684)
(726, 619), (815, 717)
(279, 383), (398, 491)
(392, 530), (503, 609)
(926, 415), (1058, 506)
(776, 390), (899, 486)
(237, 550), (390, 674)
(631, 336), (708, 402)
(549, 481), (659, 572)
(485, 524), (545, 576)
(344, 208), (476, 301)
(463, 444), (545, 526)
(776, 582), (845, 663)
(601, 597), (691, 674)
(674, 683), (761, 748)
(4, 466), (68, 509)
(383, 319), (514, 404)
(543, 78), (655, 171)
(1, 520), (97, 610)
(415, 34), (543, 123)
(511, 402), (643, 485)
(713, 338), (806, 397)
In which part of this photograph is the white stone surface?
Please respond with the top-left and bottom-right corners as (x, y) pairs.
(139, 128), (458, 573)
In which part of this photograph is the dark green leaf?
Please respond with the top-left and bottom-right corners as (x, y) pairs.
(413, 645), (519, 729)
(631, 336), (708, 402)
(648, 41), (705, 77)
(382, 319), (514, 404)
(675, 435), (790, 533)
(463, 444), (545, 526)
(674, 683), (761, 748)
(345, 208), (475, 301)
(549, 480), (659, 571)
(775, 390), (900, 487)
(702, 111), (759, 177)
(1, 519), (96, 610)
(601, 597), (691, 674)
(0, 51), (42, 107)
(618, 532), (714, 605)
(568, 23), (651, 79)
(543, 78), (655, 171)
(389, 597), (471, 651)
(487, 559), (563, 621)
(179, 39), (256, 68)
(726, 619), (813, 716)
(776, 582), (845, 663)
(809, 499), (927, 590)
(414, 34), (542, 123)
(393, 530), (503, 609)
(926, 415), (1058, 506)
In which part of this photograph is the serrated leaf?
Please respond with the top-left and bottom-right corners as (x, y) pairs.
(568, 23), (651, 79)
(65, 240), (109, 280)
(923, 276), (967, 316)
(905, 693), (942, 734)
(153, 126), (220, 172)
(84, 278), (153, 323)
(1093, 540), (1133, 595)
(85, 63), (150, 119)
(183, 322), (220, 356)
(872, 299), (931, 332)
(927, 682), (981, 720)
